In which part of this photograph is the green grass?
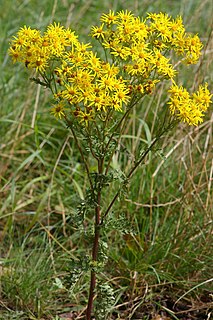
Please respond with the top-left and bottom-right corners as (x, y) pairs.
(1, 0), (213, 319)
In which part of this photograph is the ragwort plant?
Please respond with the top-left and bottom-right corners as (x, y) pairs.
(8, 10), (212, 319)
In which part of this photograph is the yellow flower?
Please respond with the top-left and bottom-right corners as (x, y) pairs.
(130, 43), (151, 61)
(167, 83), (211, 125)
(64, 28), (79, 46)
(192, 83), (212, 111)
(114, 87), (130, 105)
(10, 35), (27, 49)
(51, 101), (67, 119)
(33, 57), (49, 73)
(170, 16), (185, 33)
(98, 75), (117, 91)
(147, 12), (172, 41)
(46, 22), (65, 36)
(61, 85), (79, 104)
(91, 23), (105, 39)
(117, 10), (134, 24)
(151, 50), (176, 79)
(17, 25), (35, 37)
(100, 63), (119, 77)
(125, 60), (146, 76)
(100, 10), (117, 25)
(183, 34), (203, 64)
(9, 10), (210, 127)
(109, 97), (123, 111)
(110, 44), (131, 60)
(88, 92), (107, 110)
(87, 52), (101, 74)
(8, 46), (22, 63)
(132, 17), (148, 40)
(76, 42), (92, 53)
(77, 110), (94, 126)
(78, 88), (94, 105)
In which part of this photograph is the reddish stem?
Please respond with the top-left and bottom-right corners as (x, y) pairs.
(86, 170), (102, 319)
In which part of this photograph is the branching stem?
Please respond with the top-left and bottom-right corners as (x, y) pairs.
(101, 125), (170, 224)
(64, 116), (94, 194)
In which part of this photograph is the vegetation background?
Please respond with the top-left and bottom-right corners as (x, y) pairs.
(0, 0), (212, 319)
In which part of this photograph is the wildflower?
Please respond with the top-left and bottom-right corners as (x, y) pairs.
(151, 49), (176, 79)
(192, 83), (212, 111)
(33, 57), (48, 72)
(76, 42), (92, 53)
(135, 84), (144, 95)
(91, 23), (105, 39)
(100, 63), (119, 77)
(147, 12), (173, 40)
(130, 43), (152, 61)
(78, 88), (94, 105)
(11, 35), (27, 48)
(8, 46), (22, 63)
(98, 75), (117, 91)
(109, 97), (123, 111)
(170, 16), (185, 34)
(51, 101), (67, 119)
(88, 52), (101, 74)
(47, 22), (65, 34)
(9, 10), (211, 127)
(125, 60), (146, 76)
(61, 85), (79, 104)
(183, 34), (203, 64)
(114, 87), (130, 106)
(110, 44), (131, 60)
(117, 10), (134, 24)
(92, 94), (110, 112)
(132, 17), (148, 40)
(77, 110), (94, 126)
(167, 83), (212, 125)
(17, 25), (36, 37)
(100, 10), (117, 25)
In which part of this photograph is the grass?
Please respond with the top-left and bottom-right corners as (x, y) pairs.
(0, 0), (213, 319)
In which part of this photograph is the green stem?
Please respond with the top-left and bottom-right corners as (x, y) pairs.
(64, 116), (94, 194)
(104, 96), (143, 175)
(101, 123), (171, 224)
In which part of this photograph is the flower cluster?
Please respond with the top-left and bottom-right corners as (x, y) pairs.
(8, 10), (211, 126)
(52, 48), (130, 123)
(146, 12), (203, 64)
(168, 83), (212, 125)
(8, 23), (78, 72)
(92, 10), (178, 82)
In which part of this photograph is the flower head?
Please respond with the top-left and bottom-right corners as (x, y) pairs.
(51, 101), (67, 119)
